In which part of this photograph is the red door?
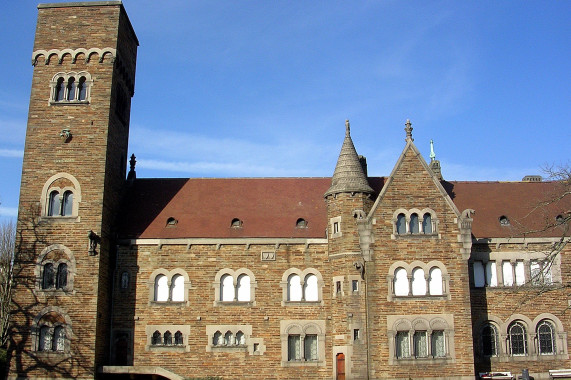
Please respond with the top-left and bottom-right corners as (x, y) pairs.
(336, 353), (345, 380)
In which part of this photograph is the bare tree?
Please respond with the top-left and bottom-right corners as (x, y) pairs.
(0, 220), (15, 347)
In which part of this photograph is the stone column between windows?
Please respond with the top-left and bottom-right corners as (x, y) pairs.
(407, 275), (413, 296)
(510, 259), (517, 286)
(523, 259), (531, 284)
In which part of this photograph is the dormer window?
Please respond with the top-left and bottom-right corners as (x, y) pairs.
(499, 215), (510, 226)
(166, 217), (178, 227)
(556, 214), (565, 225)
(231, 218), (243, 228)
(296, 218), (308, 228)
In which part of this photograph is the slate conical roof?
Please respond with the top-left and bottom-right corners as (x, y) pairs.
(324, 120), (374, 197)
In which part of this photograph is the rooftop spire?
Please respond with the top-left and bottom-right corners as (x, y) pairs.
(404, 119), (413, 142)
(430, 139), (436, 161)
(324, 119), (373, 197)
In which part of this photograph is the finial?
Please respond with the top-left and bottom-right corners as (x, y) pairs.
(404, 119), (413, 142)
(345, 119), (350, 137)
(129, 154), (136, 171)
(429, 139), (436, 161)
(127, 154), (137, 181)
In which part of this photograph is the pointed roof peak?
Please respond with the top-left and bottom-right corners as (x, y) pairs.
(324, 120), (373, 197)
(404, 119), (413, 142)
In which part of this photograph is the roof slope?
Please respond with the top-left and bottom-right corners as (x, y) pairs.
(445, 181), (569, 239)
(118, 177), (568, 240)
(118, 178), (333, 239)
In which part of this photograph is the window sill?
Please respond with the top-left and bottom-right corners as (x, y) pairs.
(149, 301), (188, 307)
(214, 301), (254, 307)
(488, 353), (569, 362)
(50, 100), (90, 106)
(39, 216), (80, 223)
(34, 288), (75, 296)
(394, 356), (451, 364)
(148, 345), (188, 353)
(282, 360), (323, 367)
(472, 284), (560, 290)
(393, 233), (439, 240)
(33, 351), (71, 363)
(391, 295), (448, 301)
(210, 345), (248, 353)
(282, 300), (323, 306)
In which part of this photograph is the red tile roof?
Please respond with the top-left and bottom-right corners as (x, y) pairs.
(118, 178), (568, 240)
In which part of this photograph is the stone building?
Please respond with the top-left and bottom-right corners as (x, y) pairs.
(8, 2), (571, 379)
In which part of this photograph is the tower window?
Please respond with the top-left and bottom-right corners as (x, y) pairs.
(50, 72), (92, 104)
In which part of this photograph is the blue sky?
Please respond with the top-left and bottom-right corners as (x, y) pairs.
(1, 1), (570, 222)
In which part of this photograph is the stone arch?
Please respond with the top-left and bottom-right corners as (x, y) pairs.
(40, 172), (82, 219)
(34, 244), (76, 292)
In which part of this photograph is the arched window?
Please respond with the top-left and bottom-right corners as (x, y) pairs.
(120, 271), (129, 290)
(151, 331), (161, 345)
(428, 267), (443, 295)
(509, 322), (527, 356)
(413, 331), (428, 358)
(411, 268), (426, 296)
(213, 331), (222, 346)
(220, 274), (234, 302)
(396, 213), (406, 234)
(55, 77), (65, 101)
(304, 274), (318, 301)
(287, 274), (302, 301)
(78, 76), (87, 100)
(224, 331), (233, 346)
(170, 274), (184, 302)
(48, 191), (60, 216)
(482, 323), (499, 356)
(154, 275), (168, 302)
(394, 268), (409, 296)
(395, 331), (410, 358)
(409, 213), (419, 234)
(235, 330), (245, 345)
(66, 77), (76, 100)
(53, 326), (65, 352)
(56, 263), (67, 289)
(537, 320), (556, 355)
(42, 263), (55, 289)
(174, 331), (183, 345)
(38, 325), (52, 351)
(163, 331), (172, 345)
(62, 191), (73, 216)
(431, 330), (445, 358)
(422, 213), (432, 234)
(236, 274), (250, 302)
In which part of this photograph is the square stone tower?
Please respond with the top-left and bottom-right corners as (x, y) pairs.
(9, 2), (137, 378)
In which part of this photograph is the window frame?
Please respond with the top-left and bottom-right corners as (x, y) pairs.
(280, 320), (326, 367)
(35, 244), (75, 294)
(146, 325), (190, 352)
(148, 269), (191, 306)
(213, 268), (257, 306)
(281, 268), (324, 306)
(32, 307), (72, 356)
(392, 208), (439, 238)
(49, 71), (92, 104)
(388, 261), (449, 301)
(40, 173), (82, 222)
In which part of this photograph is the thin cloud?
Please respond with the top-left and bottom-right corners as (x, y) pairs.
(0, 149), (23, 158)
(0, 206), (18, 217)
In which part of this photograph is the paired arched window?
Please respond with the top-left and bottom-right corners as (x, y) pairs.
(390, 317), (450, 361)
(36, 245), (75, 292)
(281, 321), (325, 365)
(149, 269), (190, 304)
(51, 72), (91, 103)
(393, 209), (437, 236)
(33, 307), (71, 354)
(280, 268), (324, 305)
(153, 273), (185, 302)
(214, 269), (256, 305)
(47, 190), (74, 216)
(391, 264), (446, 298)
(41, 173), (81, 219)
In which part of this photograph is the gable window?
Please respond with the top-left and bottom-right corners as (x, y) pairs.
(50, 72), (92, 104)
(508, 322), (527, 356)
(422, 213), (433, 234)
(396, 214), (406, 234)
(409, 213), (419, 234)
(393, 209), (438, 237)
